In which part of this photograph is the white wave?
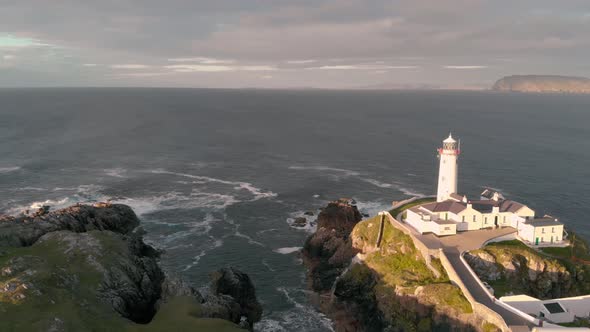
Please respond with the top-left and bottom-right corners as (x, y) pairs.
(354, 200), (392, 219)
(0, 166), (20, 173)
(6, 184), (108, 215)
(394, 185), (425, 197)
(224, 215), (264, 247)
(288, 165), (360, 177)
(360, 177), (394, 188)
(257, 287), (334, 332)
(273, 247), (302, 254)
(104, 168), (127, 178)
(149, 169), (276, 201)
(261, 259), (276, 272)
(182, 237), (224, 271)
(14, 187), (47, 191)
(115, 191), (239, 216)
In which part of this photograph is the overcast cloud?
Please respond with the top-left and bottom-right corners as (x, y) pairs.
(1, 0), (589, 88)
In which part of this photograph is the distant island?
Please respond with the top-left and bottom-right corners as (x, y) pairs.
(492, 75), (590, 93)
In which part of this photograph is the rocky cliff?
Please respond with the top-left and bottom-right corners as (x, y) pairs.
(465, 241), (590, 299)
(302, 199), (496, 332)
(492, 75), (590, 93)
(0, 204), (261, 331)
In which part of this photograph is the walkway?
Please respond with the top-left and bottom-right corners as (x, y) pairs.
(388, 214), (534, 330)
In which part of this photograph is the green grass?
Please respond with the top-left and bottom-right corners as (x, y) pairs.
(558, 317), (590, 328)
(389, 197), (436, 219)
(482, 322), (501, 332)
(0, 231), (244, 332)
(129, 296), (244, 332)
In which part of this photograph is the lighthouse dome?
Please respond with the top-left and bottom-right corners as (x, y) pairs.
(443, 133), (456, 143)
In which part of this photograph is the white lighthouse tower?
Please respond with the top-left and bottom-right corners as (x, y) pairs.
(436, 133), (460, 202)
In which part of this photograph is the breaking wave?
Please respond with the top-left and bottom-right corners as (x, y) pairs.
(273, 247), (302, 254)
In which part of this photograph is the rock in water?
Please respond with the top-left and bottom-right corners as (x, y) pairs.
(210, 267), (263, 330)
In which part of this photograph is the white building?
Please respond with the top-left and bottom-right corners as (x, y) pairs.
(405, 134), (565, 243)
(437, 134), (460, 202)
(501, 294), (590, 324)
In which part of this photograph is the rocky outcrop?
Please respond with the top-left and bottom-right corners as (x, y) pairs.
(0, 204), (139, 247)
(465, 243), (589, 299)
(303, 200), (497, 332)
(492, 75), (590, 93)
(302, 198), (362, 292)
(0, 203), (260, 331)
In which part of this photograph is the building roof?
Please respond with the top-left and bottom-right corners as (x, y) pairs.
(443, 133), (456, 143)
(421, 200), (466, 214)
(481, 188), (505, 200)
(449, 193), (465, 202)
(524, 217), (563, 227)
(499, 200), (525, 213)
(467, 199), (526, 214)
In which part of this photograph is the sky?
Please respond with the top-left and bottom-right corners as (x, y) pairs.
(1, 0), (589, 89)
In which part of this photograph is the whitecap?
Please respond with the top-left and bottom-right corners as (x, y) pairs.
(360, 177), (394, 188)
(182, 238), (224, 271)
(273, 247), (302, 254)
(14, 187), (47, 191)
(104, 168), (127, 178)
(148, 169), (276, 201)
(354, 200), (392, 219)
(288, 165), (360, 177)
(0, 166), (20, 173)
(224, 215), (265, 247)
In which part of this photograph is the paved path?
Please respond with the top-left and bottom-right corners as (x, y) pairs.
(390, 215), (534, 330)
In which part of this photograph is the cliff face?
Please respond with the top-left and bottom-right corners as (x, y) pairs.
(465, 241), (590, 299)
(492, 75), (590, 93)
(302, 200), (495, 332)
(0, 204), (261, 331)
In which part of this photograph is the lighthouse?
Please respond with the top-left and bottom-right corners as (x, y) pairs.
(436, 133), (460, 202)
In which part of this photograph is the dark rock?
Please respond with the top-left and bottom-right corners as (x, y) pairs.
(304, 211), (314, 216)
(210, 267), (263, 330)
(302, 199), (362, 292)
(0, 204), (140, 247)
(292, 217), (307, 227)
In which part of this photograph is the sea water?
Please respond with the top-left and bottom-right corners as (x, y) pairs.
(1, 88), (589, 331)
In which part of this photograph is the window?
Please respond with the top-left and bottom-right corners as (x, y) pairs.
(541, 237), (544, 243)
(552, 227), (555, 233)
(484, 217), (487, 224)
(542, 228), (545, 233)
(445, 213), (448, 220)
(444, 227), (450, 231)
(473, 215), (476, 222)
(503, 216), (506, 223)
(462, 216), (465, 222)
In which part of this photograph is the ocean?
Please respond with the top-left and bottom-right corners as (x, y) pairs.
(0, 88), (589, 331)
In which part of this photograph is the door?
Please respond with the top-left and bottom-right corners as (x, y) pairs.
(494, 216), (498, 227)
(535, 237), (539, 245)
(551, 236), (554, 244)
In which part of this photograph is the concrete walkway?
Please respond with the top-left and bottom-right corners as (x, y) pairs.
(390, 216), (534, 330)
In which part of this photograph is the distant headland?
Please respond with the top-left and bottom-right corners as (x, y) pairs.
(492, 75), (590, 94)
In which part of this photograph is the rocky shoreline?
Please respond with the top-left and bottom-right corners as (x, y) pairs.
(302, 199), (499, 332)
(0, 203), (261, 331)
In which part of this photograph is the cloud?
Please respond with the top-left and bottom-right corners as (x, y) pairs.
(2, 54), (14, 60)
(443, 65), (488, 69)
(286, 59), (316, 64)
(82, 63), (98, 67)
(111, 64), (150, 69)
(164, 64), (276, 72)
(308, 64), (419, 70)
(0, 35), (50, 48)
(167, 57), (235, 64)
